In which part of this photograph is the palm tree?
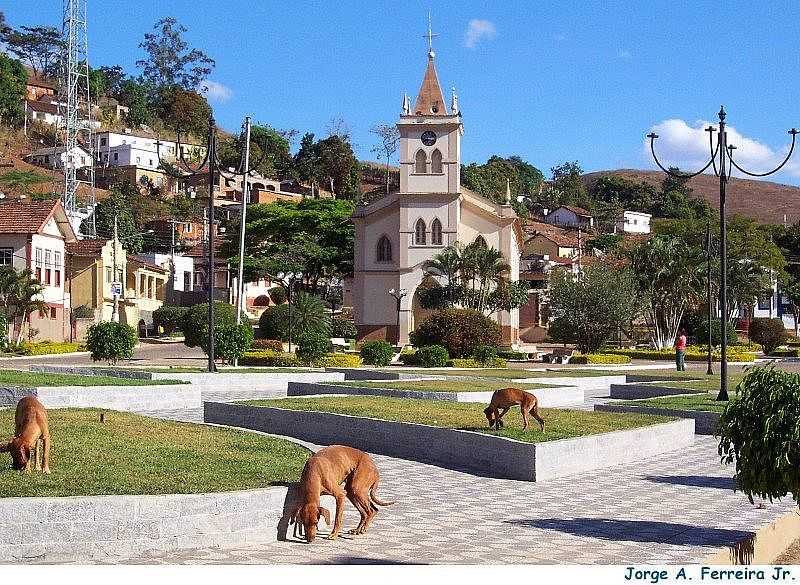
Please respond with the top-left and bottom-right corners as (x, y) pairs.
(10, 270), (48, 345)
(0, 265), (20, 343)
(472, 246), (511, 312)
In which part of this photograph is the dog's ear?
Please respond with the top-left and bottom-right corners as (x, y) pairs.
(318, 507), (331, 526)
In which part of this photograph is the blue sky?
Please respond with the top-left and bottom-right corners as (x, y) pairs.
(7, 0), (800, 184)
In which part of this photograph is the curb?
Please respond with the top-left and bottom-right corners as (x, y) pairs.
(702, 507), (800, 564)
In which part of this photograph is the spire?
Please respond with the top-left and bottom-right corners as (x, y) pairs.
(402, 92), (410, 115)
(505, 179), (511, 204)
(450, 87), (459, 115)
(413, 14), (447, 116)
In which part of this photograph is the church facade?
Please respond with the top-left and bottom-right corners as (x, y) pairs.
(352, 47), (523, 346)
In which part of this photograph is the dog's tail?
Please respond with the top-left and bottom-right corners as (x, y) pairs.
(370, 483), (396, 507)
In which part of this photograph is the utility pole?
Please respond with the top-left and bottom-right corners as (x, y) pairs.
(111, 214), (118, 322)
(234, 117), (252, 366)
(706, 221), (713, 376)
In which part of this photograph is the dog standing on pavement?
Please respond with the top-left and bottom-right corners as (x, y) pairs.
(0, 396), (51, 473)
(289, 445), (394, 543)
(484, 387), (546, 432)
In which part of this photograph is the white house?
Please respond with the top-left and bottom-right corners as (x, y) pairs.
(93, 130), (206, 171)
(544, 205), (594, 229)
(351, 44), (523, 346)
(25, 145), (93, 171)
(136, 252), (195, 302)
(618, 210), (652, 234)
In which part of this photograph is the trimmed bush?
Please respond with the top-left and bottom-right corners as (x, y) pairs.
(182, 302), (246, 349)
(211, 323), (254, 363)
(718, 367), (800, 504)
(331, 317), (357, 339)
(20, 341), (84, 356)
(318, 353), (362, 368)
(415, 345), (449, 368)
(473, 345), (498, 366)
(72, 304), (94, 319)
(695, 319), (738, 348)
(296, 331), (331, 365)
(768, 348), (800, 358)
(258, 292), (329, 341)
(569, 353), (632, 364)
(410, 309), (501, 358)
(498, 350), (529, 361)
(449, 357), (508, 368)
(269, 286), (287, 305)
(240, 350), (301, 367)
(398, 349), (418, 366)
(603, 348), (755, 363)
(259, 304), (289, 340)
(749, 318), (788, 355)
(153, 305), (189, 334)
(251, 339), (284, 352)
(86, 321), (137, 364)
(360, 340), (394, 367)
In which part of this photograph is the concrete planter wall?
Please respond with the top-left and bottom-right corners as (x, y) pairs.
(609, 383), (704, 400)
(0, 486), (293, 563)
(149, 372), (345, 397)
(32, 366), (154, 380)
(0, 385), (200, 412)
(520, 375), (627, 395)
(286, 381), (584, 407)
(595, 404), (720, 435)
(205, 401), (694, 482)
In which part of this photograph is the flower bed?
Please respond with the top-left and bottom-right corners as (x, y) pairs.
(569, 353), (632, 364)
(603, 348), (756, 362)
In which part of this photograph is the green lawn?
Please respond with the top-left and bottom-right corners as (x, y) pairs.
(0, 370), (183, 387)
(243, 396), (675, 444)
(642, 374), (746, 393)
(329, 380), (555, 392)
(620, 392), (735, 413)
(0, 409), (309, 497)
(396, 368), (615, 379)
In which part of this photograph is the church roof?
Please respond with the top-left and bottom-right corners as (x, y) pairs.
(413, 51), (448, 116)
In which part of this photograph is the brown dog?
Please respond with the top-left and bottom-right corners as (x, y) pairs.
(0, 396), (51, 473)
(289, 445), (394, 543)
(484, 387), (545, 432)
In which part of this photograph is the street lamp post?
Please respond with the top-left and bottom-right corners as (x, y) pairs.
(388, 288), (407, 346)
(705, 221), (713, 376)
(276, 272), (300, 353)
(648, 107), (797, 400)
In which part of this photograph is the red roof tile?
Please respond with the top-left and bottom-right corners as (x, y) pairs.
(0, 199), (61, 234)
(66, 239), (109, 256)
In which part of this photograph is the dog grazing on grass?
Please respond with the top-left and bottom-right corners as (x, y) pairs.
(0, 396), (51, 474)
(484, 387), (545, 432)
(289, 445), (394, 543)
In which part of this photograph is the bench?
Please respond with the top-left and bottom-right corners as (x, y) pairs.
(542, 348), (577, 364)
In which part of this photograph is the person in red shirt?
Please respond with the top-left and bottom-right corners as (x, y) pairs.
(674, 328), (688, 371)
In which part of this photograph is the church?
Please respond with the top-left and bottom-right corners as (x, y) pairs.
(352, 43), (523, 346)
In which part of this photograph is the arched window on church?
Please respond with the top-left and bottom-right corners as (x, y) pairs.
(415, 149), (427, 174)
(414, 219), (427, 245)
(431, 218), (443, 245)
(431, 149), (443, 173)
(376, 235), (392, 262)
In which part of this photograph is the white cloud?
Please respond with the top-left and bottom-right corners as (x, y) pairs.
(198, 80), (232, 103)
(644, 118), (800, 179)
(464, 19), (497, 49)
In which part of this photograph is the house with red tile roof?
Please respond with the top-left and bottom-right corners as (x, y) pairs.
(543, 205), (595, 229)
(0, 199), (77, 342)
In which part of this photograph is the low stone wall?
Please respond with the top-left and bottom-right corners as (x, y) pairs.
(0, 486), (295, 563)
(150, 372), (345, 397)
(205, 401), (694, 482)
(326, 368), (403, 381)
(31, 365), (154, 380)
(286, 381), (584, 407)
(595, 404), (720, 435)
(625, 374), (703, 384)
(0, 385), (200, 412)
(520, 375), (627, 395)
(609, 383), (704, 399)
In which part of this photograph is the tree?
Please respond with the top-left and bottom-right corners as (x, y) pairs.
(98, 65), (127, 97)
(0, 54), (26, 127)
(549, 161), (589, 208)
(293, 133), (360, 199)
(9, 270), (48, 344)
(590, 175), (656, 213)
(547, 264), (639, 353)
(218, 124), (294, 178)
(628, 234), (702, 349)
(370, 124), (400, 196)
(83, 183), (148, 254)
(653, 168), (714, 220)
(461, 155), (545, 216)
(137, 17), (214, 90)
(118, 79), (153, 127)
(156, 86), (211, 138)
(85, 321), (138, 364)
(2, 24), (62, 78)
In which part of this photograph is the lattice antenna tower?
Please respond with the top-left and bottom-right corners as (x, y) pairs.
(57, 0), (96, 237)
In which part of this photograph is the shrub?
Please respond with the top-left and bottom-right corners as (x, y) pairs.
(498, 350), (529, 361)
(20, 341), (84, 356)
(182, 302), (246, 349)
(259, 304), (289, 340)
(269, 286), (287, 305)
(296, 331), (331, 365)
(251, 339), (284, 352)
(410, 309), (501, 358)
(240, 350), (301, 367)
(318, 353), (362, 368)
(748, 318), (788, 355)
(695, 319), (738, 347)
(472, 345), (498, 366)
(211, 323), (254, 363)
(86, 321), (137, 364)
(258, 292), (329, 341)
(569, 353), (632, 364)
(360, 340), (394, 367)
(603, 348), (755, 362)
(718, 367), (800, 504)
(153, 305), (189, 334)
(72, 304), (94, 319)
(449, 357), (508, 368)
(768, 348), (800, 358)
(415, 345), (449, 368)
(398, 349), (417, 366)
(331, 317), (358, 339)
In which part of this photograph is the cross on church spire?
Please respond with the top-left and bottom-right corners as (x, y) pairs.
(424, 11), (438, 56)
(413, 12), (447, 116)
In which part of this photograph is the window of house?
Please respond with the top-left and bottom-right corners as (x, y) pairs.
(431, 149), (443, 173)
(136, 157), (141, 164)
(415, 150), (427, 174)
(0, 248), (12, 266)
(50, 307), (57, 319)
(431, 218), (443, 245)
(100, 138), (107, 146)
(35, 248), (43, 281)
(184, 223), (192, 233)
(53, 251), (61, 286)
(183, 271), (191, 291)
(414, 219), (427, 245)
(149, 159), (154, 167)
(113, 152), (118, 161)
(376, 235), (392, 262)
(758, 293), (772, 311)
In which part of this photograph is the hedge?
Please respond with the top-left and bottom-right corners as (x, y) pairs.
(604, 348), (756, 362)
(251, 339), (284, 352)
(569, 353), (632, 365)
(768, 348), (800, 358)
(497, 350), (529, 361)
(19, 341), (84, 356)
(416, 345), (449, 368)
(360, 340), (394, 367)
(318, 353), (362, 368)
(448, 357), (508, 368)
(399, 349), (418, 365)
(153, 305), (189, 334)
(239, 350), (301, 367)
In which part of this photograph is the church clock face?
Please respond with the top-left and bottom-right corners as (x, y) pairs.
(421, 131), (437, 146)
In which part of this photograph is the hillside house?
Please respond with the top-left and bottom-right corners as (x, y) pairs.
(544, 205), (595, 229)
